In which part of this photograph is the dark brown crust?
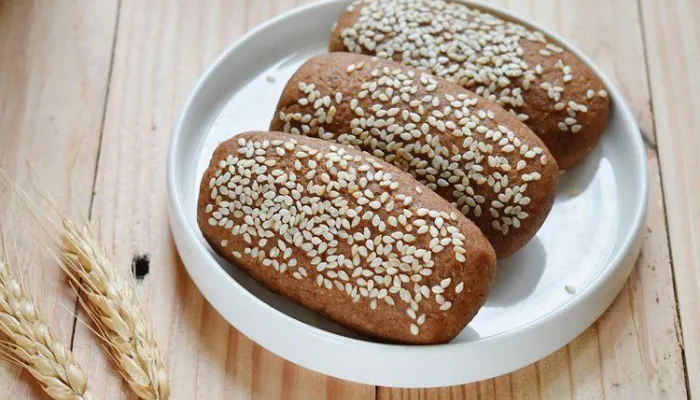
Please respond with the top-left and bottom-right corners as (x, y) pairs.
(270, 53), (558, 258)
(198, 132), (497, 344)
(329, 1), (610, 170)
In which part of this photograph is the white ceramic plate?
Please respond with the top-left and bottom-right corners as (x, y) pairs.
(168, 0), (647, 387)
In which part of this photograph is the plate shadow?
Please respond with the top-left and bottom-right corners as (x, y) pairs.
(556, 144), (602, 199)
(486, 236), (547, 308)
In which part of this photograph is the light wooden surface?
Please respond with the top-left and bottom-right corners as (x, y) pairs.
(639, 0), (700, 397)
(0, 0), (696, 398)
(0, 0), (118, 398)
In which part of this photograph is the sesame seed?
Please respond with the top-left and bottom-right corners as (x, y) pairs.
(407, 308), (417, 319)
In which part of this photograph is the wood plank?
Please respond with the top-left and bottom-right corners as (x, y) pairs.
(639, 0), (700, 396)
(75, 0), (374, 398)
(0, 0), (118, 398)
(378, 0), (686, 397)
(510, 365), (539, 400)
(567, 326), (603, 399)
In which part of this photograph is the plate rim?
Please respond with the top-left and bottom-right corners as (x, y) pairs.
(167, 0), (649, 387)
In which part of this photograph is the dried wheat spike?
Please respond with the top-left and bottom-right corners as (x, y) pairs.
(0, 259), (90, 400)
(59, 218), (170, 400)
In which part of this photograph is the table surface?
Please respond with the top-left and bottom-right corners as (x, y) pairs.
(0, 0), (698, 398)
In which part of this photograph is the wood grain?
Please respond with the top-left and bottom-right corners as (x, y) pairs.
(640, 0), (700, 397)
(75, 0), (373, 398)
(0, 0), (118, 398)
(381, 0), (687, 397)
(0, 0), (693, 398)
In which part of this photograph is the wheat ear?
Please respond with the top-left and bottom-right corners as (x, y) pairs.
(59, 218), (170, 400)
(0, 258), (91, 400)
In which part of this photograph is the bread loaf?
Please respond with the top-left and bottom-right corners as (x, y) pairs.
(270, 53), (558, 257)
(198, 132), (496, 344)
(329, 0), (610, 170)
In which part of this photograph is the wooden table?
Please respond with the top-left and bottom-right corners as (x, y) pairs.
(0, 0), (697, 398)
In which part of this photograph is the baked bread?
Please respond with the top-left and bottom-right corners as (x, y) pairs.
(198, 131), (496, 344)
(270, 53), (558, 258)
(329, 0), (610, 170)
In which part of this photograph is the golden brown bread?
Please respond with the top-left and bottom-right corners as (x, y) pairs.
(270, 53), (558, 258)
(197, 132), (496, 344)
(329, 0), (610, 170)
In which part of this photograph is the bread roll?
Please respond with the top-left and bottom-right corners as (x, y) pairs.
(270, 53), (558, 257)
(329, 0), (610, 170)
(198, 132), (496, 344)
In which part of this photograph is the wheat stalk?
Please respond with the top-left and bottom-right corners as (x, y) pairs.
(0, 258), (91, 400)
(59, 218), (170, 400)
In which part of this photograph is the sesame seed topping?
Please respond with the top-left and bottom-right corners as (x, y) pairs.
(284, 66), (546, 238)
(336, 0), (603, 146)
(205, 135), (474, 338)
